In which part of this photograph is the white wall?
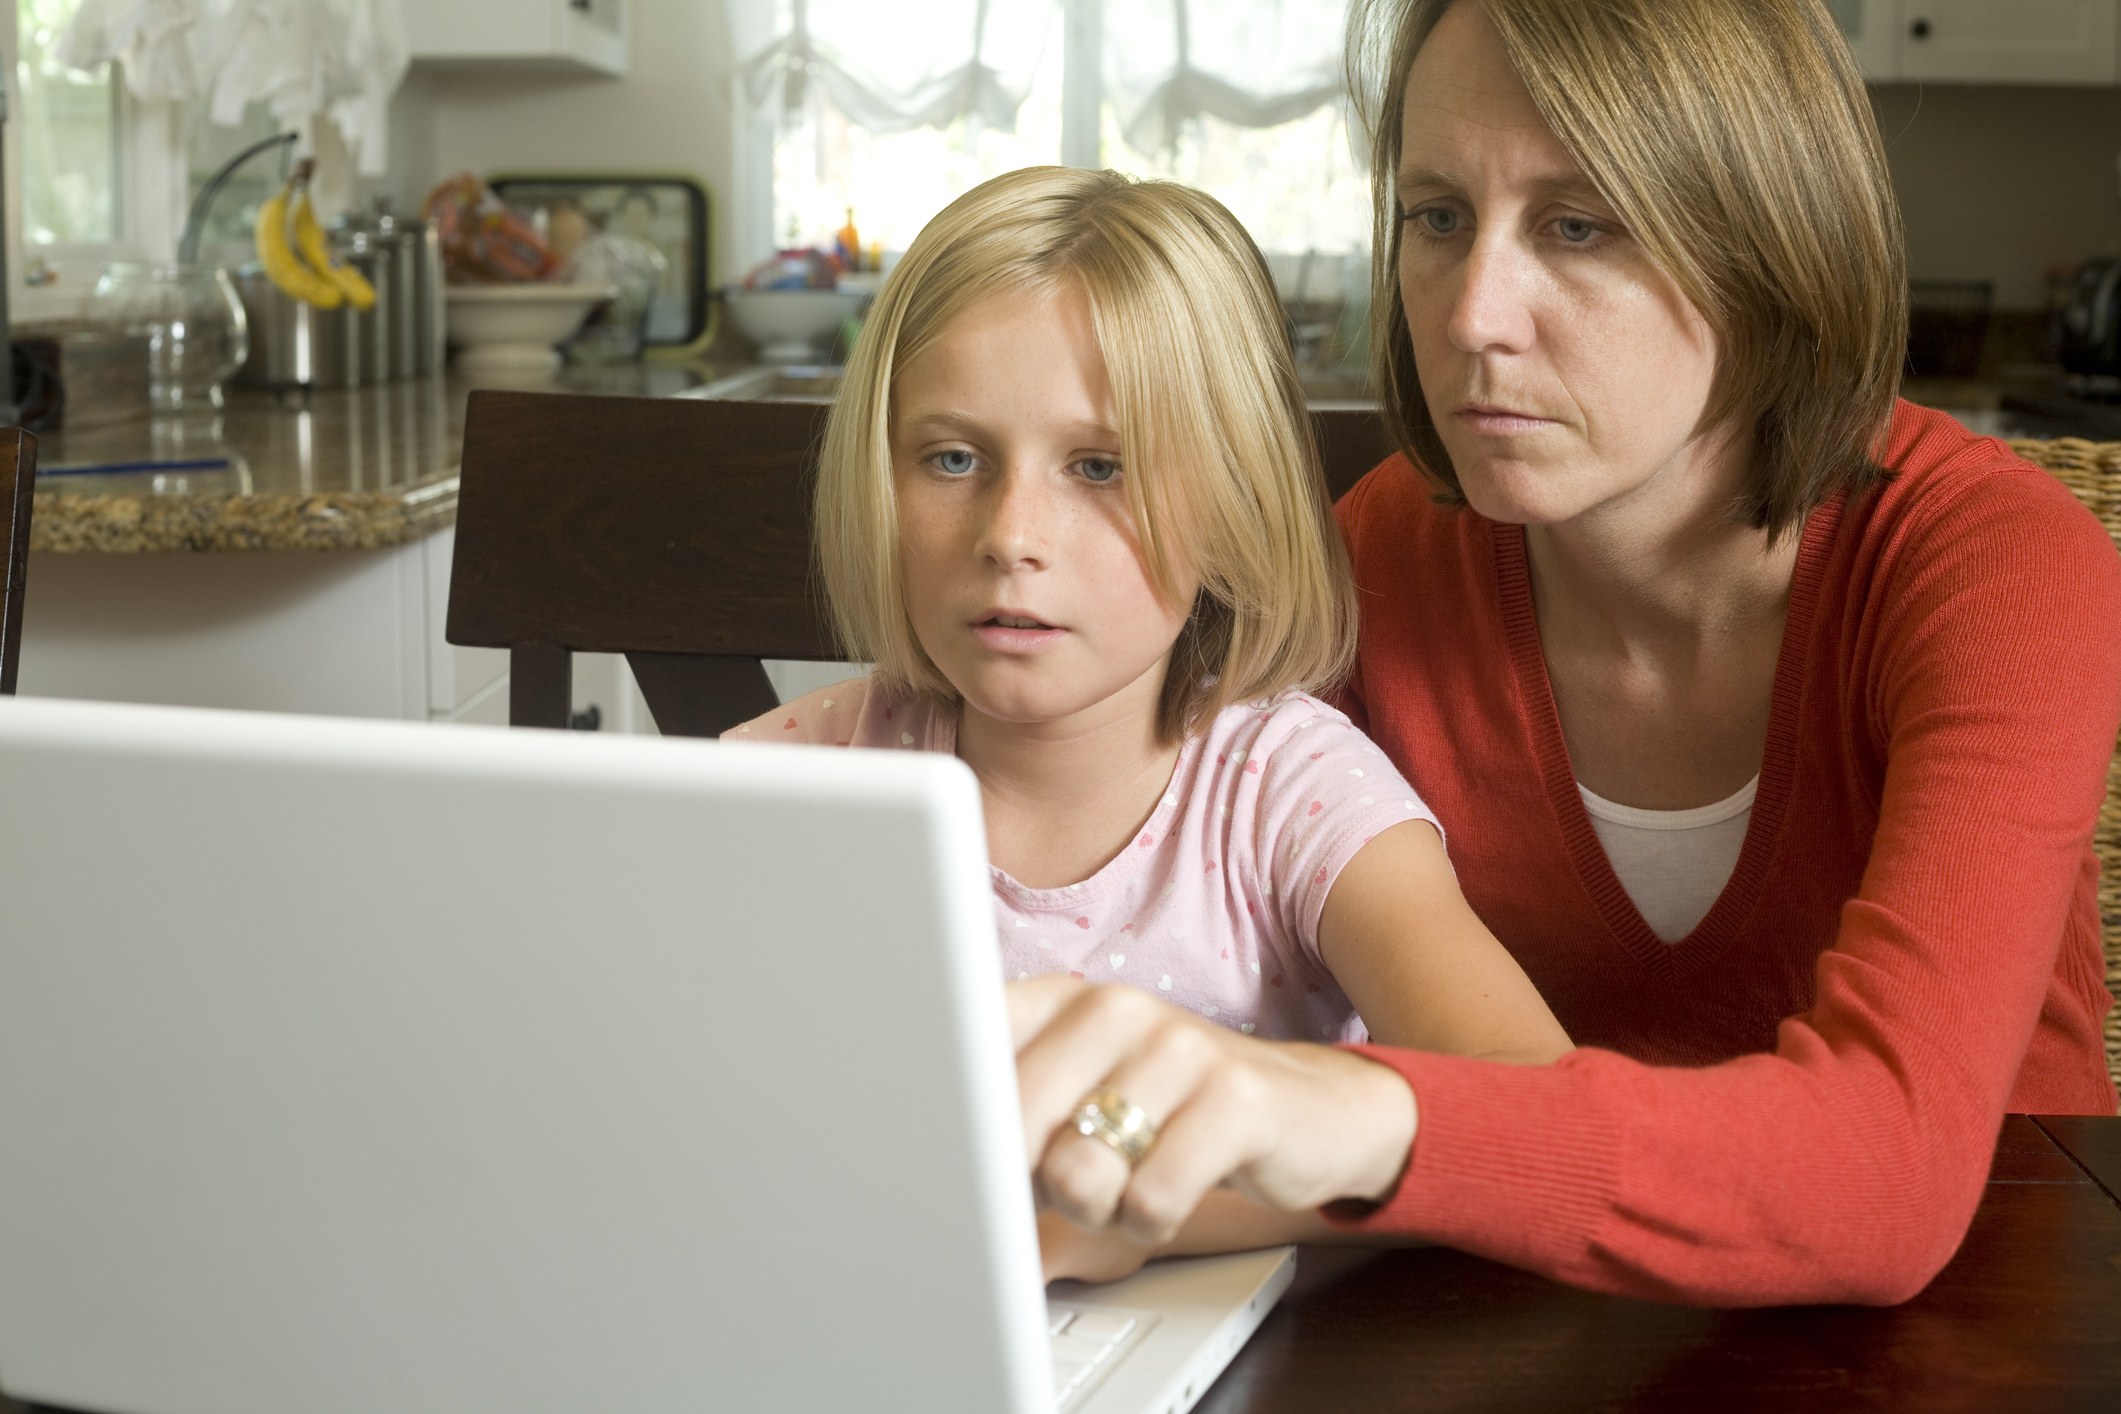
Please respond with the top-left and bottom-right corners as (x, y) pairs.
(401, 0), (742, 285)
(1871, 82), (2121, 310)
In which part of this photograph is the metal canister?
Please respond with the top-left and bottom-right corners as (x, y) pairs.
(329, 227), (394, 384)
(377, 209), (446, 377)
(231, 264), (358, 390)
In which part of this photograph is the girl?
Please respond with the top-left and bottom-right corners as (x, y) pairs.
(728, 166), (1570, 1263)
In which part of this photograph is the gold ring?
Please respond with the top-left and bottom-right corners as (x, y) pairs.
(1072, 1086), (1157, 1167)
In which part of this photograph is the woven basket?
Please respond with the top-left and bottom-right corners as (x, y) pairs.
(2006, 437), (2121, 1094)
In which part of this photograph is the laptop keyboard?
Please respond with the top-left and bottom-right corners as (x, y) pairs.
(1048, 1302), (1139, 1401)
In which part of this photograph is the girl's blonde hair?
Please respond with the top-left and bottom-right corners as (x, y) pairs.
(816, 166), (1357, 741)
(1349, 0), (1906, 537)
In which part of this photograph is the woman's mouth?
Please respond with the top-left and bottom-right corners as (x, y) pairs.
(1457, 403), (1553, 436)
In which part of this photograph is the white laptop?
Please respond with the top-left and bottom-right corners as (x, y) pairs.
(0, 696), (1292, 1414)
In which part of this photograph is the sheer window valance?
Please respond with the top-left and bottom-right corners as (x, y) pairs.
(730, 0), (1351, 152)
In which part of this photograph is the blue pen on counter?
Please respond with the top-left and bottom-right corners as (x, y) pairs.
(40, 458), (234, 477)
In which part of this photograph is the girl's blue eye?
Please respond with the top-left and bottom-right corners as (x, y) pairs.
(1556, 217), (1598, 243)
(1079, 457), (1120, 484)
(936, 449), (977, 475)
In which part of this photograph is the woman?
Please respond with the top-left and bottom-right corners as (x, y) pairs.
(1013, 0), (2121, 1307)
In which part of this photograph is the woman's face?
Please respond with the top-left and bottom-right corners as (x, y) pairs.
(1396, 2), (1728, 530)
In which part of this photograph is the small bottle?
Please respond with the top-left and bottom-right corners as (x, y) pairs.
(868, 239), (884, 276)
(835, 206), (861, 272)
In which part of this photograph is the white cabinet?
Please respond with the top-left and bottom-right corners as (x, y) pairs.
(1828, 0), (1901, 79)
(406, 0), (627, 76)
(18, 529), (656, 734)
(1901, 0), (2118, 83)
(1833, 0), (2120, 84)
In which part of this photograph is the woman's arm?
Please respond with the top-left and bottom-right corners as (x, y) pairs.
(1315, 819), (1573, 1063)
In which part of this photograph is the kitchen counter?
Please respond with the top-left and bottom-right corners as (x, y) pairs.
(29, 361), (742, 553)
(30, 360), (2086, 556)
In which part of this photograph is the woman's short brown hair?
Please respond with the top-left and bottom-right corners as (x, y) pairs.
(817, 166), (1357, 741)
(1349, 0), (1907, 535)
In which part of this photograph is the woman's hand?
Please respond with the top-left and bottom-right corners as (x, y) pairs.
(1011, 974), (1418, 1248)
(1039, 1207), (1163, 1284)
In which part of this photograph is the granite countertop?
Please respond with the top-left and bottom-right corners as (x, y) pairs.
(29, 362), (742, 553)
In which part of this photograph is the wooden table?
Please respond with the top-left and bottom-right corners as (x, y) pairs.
(1199, 1115), (2121, 1412)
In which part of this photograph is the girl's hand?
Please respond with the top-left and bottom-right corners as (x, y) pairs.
(1010, 975), (1417, 1248)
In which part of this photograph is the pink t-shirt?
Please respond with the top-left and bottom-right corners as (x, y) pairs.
(726, 680), (1441, 1042)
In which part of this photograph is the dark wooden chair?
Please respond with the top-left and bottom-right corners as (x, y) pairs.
(1, 427), (39, 696)
(445, 389), (1397, 740)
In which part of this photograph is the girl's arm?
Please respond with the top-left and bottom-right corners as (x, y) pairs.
(1314, 820), (1574, 1062)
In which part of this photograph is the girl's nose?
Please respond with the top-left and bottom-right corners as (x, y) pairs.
(1446, 235), (1537, 356)
(975, 465), (1053, 569)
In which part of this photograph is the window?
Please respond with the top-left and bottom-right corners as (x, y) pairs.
(743, 0), (1366, 294)
(9, 0), (269, 320)
(16, 0), (119, 246)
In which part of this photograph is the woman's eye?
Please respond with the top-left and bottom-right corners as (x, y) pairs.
(1078, 457), (1121, 484)
(935, 449), (977, 475)
(1556, 216), (1599, 244)
(1408, 206), (1461, 237)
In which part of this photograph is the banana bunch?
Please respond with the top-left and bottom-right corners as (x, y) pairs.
(255, 178), (377, 311)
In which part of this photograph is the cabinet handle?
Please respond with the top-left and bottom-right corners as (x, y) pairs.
(1909, 17), (1931, 39)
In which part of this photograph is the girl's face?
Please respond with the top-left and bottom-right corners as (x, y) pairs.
(1396, 2), (1730, 530)
(890, 282), (1197, 737)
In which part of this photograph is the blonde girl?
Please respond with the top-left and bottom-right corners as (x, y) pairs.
(728, 166), (1568, 1270)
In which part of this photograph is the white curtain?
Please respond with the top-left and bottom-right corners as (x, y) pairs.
(56, 0), (409, 175)
(1107, 0), (1347, 155)
(729, 0), (1348, 147)
(735, 0), (1056, 136)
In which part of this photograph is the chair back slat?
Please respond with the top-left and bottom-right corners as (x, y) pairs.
(624, 652), (780, 739)
(448, 391), (837, 665)
(507, 642), (573, 730)
(1314, 406), (1399, 503)
(1, 428), (40, 696)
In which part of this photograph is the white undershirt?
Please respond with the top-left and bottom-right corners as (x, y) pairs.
(1577, 777), (1758, 944)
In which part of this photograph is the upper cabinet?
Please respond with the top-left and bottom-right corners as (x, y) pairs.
(406, 0), (628, 77)
(1831, 0), (2119, 84)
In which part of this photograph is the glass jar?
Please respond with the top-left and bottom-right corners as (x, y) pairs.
(86, 263), (251, 413)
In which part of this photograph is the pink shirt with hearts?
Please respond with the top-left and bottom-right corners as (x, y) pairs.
(726, 679), (1442, 1043)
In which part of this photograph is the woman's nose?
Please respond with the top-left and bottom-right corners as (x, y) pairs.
(975, 466), (1053, 569)
(1446, 235), (1537, 356)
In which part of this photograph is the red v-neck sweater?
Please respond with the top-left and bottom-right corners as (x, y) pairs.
(1329, 401), (2121, 1305)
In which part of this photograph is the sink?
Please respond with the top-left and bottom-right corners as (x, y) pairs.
(680, 363), (1377, 410)
(678, 366), (840, 403)
(670, 362), (1382, 411)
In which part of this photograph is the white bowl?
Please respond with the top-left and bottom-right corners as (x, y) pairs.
(445, 284), (615, 372)
(726, 288), (866, 364)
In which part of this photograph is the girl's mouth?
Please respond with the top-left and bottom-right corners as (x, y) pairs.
(972, 614), (1066, 652)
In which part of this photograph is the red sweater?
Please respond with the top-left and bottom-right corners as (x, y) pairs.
(1330, 401), (2121, 1305)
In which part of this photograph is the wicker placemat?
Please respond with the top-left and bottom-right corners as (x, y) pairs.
(2008, 437), (2121, 1094)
